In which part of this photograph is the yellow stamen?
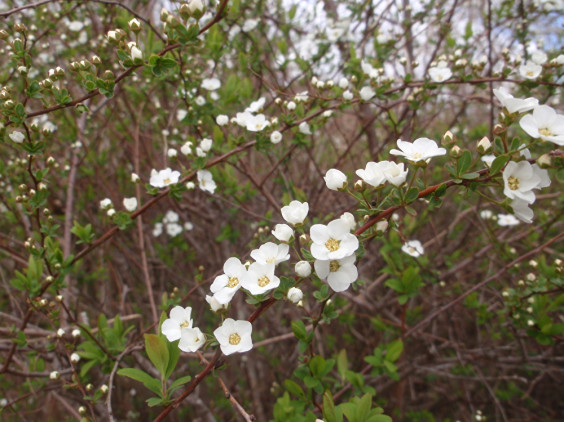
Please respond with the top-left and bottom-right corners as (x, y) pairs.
(325, 238), (340, 252)
(507, 176), (520, 191)
(258, 275), (270, 287)
(329, 260), (340, 272)
(229, 333), (241, 345)
(227, 277), (239, 288)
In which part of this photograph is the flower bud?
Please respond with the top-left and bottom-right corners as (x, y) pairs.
(299, 234), (309, 244)
(100, 384), (109, 394)
(353, 179), (365, 191)
(442, 130), (455, 146)
(86, 384), (93, 392)
(0, 29), (9, 40)
(450, 145), (462, 158)
(106, 30), (119, 43)
(70, 353), (80, 363)
(375, 220), (388, 232)
(160, 8), (170, 22)
(295, 261), (312, 278)
(323, 168), (347, 191)
(537, 153), (551, 168)
(11, 38), (23, 52)
(287, 287), (304, 304)
(128, 18), (141, 32)
(72, 329), (81, 338)
(91, 55), (102, 65)
(78, 406), (87, 415)
(57, 328), (65, 338)
(493, 124), (505, 135)
(188, 0), (205, 19)
(477, 136), (491, 154)
(272, 224), (293, 243)
(130, 46), (143, 63)
(49, 371), (60, 380)
(102, 70), (115, 81)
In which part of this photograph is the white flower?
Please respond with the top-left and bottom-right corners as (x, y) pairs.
(390, 138), (446, 162)
(324, 169), (347, 190)
(167, 148), (177, 158)
(123, 197), (137, 212)
(310, 219), (359, 260)
(206, 294), (227, 312)
(242, 19), (258, 32)
(339, 212), (356, 231)
(298, 121), (312, 135)
(197, 169), (217, 194)
(314, 254), (358, 292)
(201, 78), (221, 91)
(342, 90), (353, 100)
(493, 88), (539, 114)
(356, 161), (387, 187)
(177, 109), (188, 121)
(210, 257), (248, 304)
(250, 242), (290, 265)
(107, 208), (116, 217)
(178, 327), (205, 352)
(287, 287), (303, 303)
(199, 138), (212, 152)
(361, 60), (379, 79)
(99, 198), (113, 209)
(246, 114), (270, 132)
(498, 214), (520, 226)
(380, 161), (408, 186)
(152, 222), (163, 237)
(57, 328), (65, 337)
(481, 155), (495, 167)
(294, 91), (309, 102)
(281, 200), (309, 226)
(163, 210), (179, 223)
(286, 101), (296, 111)
(213, 318), (253, 355)
(50, 371), (60, 380)
(502, 161), (543, 204)
(181, 141), (193, 155)
(519, 61), (542, 79)
(166, 223), (183, 237)
(70, 353), (80, 363)
(233, 111), (253, 127)
(272, 223), (294, 242)
(246, 97), (265, 113)
(131, 173), (140, 183)
(428, 61), (452, 82)
(161, 306), (194, 342)
(68, 21), (84, 32)
(130, 46), (143, 62)
(511, 198), (534, 223)
(150, 168), (180, 188)
(480, 209), (494, 220)
(216, 114), (229, 126)
(359, 86), (375, 101)
(375, 220), (388, 232)
(270, 131), (282, 144)
(243, 262), (280, 295)
(338, 77), (349, 89)
(401, 240), (424, 257)
(519, 105), (564, 145)
(195, 95), (206, 106)
(72, 329), (81, 338)
(9, 131), (25, 143)
(184, 222), (194, 231)
(531, 51), (548, 65)
(295, 261), (312, 278)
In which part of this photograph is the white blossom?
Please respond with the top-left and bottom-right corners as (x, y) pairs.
(201, 78), (221, 91)
(324, 169), (347, 190)
(197, 169), (217, 194)
(243, 262), (280, 295)
(281, 200), (309, 226)
(250, 242), (290, 265)
(213, 318), (253, 355)
(519, 61), (542, 79)
(390, 138), (446, 162)
(150, 168), (180, 188)
(402, 240), (424, 257)
(272, 224), (293, 242)
(519, 105), (564, 145)
(310, 219), (359, 261)
(314, 254), (358, 292)
(123, 197), (138, 212)
(210, 257), (248, 304)
(493, 88), (539, 114)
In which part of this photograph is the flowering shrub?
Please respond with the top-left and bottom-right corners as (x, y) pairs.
(0, 1), (563, 421)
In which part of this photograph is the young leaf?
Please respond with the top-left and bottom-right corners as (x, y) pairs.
(145, 334), (169, 377)
(118, 368), (163, 397)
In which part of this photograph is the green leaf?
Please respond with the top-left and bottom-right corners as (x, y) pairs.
(309, 355), (326, 377)
(461, 172), (480, 179)
(457, 151), (472, 175)
(164, 339), (180, 381)
(291, 320), (307, 341)
(284, 379), (305, 399)
(145, 334), (169, 377)
(489, 155), (510, 176)
(169, 374), (192, 393)
(146, 397), (165, 407)
(356, 393), (373, 421)
(405, 187), (419, 204)
(337, 349), (348, 382)
(118, 368), (163, 396)
(385, 340), (403, 362)
(151, 57), (179, 78)
(322, 390), (342, 422)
